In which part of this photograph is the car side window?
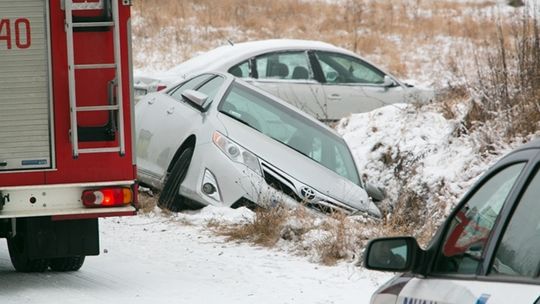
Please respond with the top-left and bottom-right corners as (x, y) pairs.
(490, 166), (540, 278)
(255, 52), (313, 81)
(168, 74), (212, 101)
(196, 76), (225, 103)
(228, 61), (250, 78)
(315, 52), (385, 84)
(433, 163), (525, 274)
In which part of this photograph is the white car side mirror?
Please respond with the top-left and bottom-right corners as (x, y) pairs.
(383, 75), (396, 87)
(182, 89), (209, 111)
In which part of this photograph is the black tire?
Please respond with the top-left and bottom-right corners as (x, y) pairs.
(7, 235), (49, 273)
(49, 256), (85, 272)
(158, 147), (194, 212)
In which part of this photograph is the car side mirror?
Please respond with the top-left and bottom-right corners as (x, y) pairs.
(382, 75), (396, 87)
(364, 236), (422, 272)
(182, 89), (210, 111)
(365, 183), (385, 202)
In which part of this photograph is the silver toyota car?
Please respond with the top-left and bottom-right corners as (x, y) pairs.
(135, 72), (381, 217)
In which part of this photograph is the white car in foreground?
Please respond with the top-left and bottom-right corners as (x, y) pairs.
(135, 39), (433, 120)
(364, 138), (540, 303)
(135, 72), (381, 217)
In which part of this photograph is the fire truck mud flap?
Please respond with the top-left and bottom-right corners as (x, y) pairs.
(10, 217), (99, 260)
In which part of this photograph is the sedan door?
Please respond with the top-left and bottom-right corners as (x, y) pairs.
(313, 51), (405, 120)
(235, 51), (327, 120)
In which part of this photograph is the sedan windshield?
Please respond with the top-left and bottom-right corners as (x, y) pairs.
(218, 82), (361, 186)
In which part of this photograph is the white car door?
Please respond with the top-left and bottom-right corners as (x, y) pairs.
(397, 156), (540, 304)
(136, 74), (213, 179)
(314, 51), (405, 119)
(242, 51), (327, 120)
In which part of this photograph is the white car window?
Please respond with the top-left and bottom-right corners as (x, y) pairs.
(228, 60), (250, 78)
(196, 76), (225, 103)
(168, 74), (212, 101)
(315, 51), (385, 84)
(491, 166), (540, 278)
(433, 163), (525, 275)
(255, 52), (313, 80)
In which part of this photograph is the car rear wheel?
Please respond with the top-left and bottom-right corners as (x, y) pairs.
(49, 256), (85, 272)
(158, 147), (194, 212)
(7, 235), (49, 273)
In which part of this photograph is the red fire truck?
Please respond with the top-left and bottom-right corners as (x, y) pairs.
(0, 0), (137, 272)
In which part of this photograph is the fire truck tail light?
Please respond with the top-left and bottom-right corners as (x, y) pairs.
(82, 188), (133, 208)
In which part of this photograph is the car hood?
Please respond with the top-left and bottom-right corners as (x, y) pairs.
(217, 113), (381, 217)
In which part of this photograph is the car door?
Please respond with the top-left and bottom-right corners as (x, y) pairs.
(313, 51), (404, 120)
(397, 150), (540, 304)
(230, 51), (327, 120)
(136, 74), (214, 180)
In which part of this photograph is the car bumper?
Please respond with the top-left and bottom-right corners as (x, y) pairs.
(178, 141), (298, 209)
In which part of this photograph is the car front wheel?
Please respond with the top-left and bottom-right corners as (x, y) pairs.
(158, 147), (194, 212)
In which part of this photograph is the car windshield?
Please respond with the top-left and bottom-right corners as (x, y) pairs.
(218, 81), (361, 186)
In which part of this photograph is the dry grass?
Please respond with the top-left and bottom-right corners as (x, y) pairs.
(315, 212), (355, 266)
(217, 206), (288, 247)
(137, 191), (158, 214)
(132, 0), (509, 78)
(209, 205), (377, 265)
(459, 8), (540, 140)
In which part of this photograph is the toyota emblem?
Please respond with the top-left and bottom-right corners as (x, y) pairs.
(299, 186), (316, 202)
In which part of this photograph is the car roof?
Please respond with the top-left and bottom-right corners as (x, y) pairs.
(162, 39), (360, 81)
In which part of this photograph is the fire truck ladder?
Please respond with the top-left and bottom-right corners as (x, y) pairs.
(64, 0), (126, 158)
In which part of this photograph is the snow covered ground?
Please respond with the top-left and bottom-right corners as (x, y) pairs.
(0, 213), (391, 304)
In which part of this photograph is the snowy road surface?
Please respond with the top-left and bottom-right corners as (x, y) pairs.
(0, 213), (390, 304)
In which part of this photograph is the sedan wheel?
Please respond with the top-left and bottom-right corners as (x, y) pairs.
(158, 147), (194, 212)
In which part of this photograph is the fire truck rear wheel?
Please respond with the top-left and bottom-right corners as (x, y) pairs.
(49, 256), (85, 272)
(7, 235), (49, 273)
(159, 147), (194, 212)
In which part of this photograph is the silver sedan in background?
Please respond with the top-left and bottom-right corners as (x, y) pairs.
(135, 72), (381, 217)
(134, 39), (434, 121)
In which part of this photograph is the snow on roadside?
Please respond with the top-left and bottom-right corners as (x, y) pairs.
(336, 102), (525, 219)
(108, 211), (391, 304)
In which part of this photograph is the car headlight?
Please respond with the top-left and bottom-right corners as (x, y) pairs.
(212, 131), (262, 175)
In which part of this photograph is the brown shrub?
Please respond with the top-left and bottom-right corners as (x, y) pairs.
(218, 206), (288, 247)
(137, 191), (157, 214)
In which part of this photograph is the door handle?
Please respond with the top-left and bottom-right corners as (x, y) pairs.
(147, 98), (156, 105)
(327, 93), (342, 101)
(166, 107), (174, 114)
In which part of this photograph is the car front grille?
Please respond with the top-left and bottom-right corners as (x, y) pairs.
(261, 163), (356, 215)
(261, 164), (303, 203)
